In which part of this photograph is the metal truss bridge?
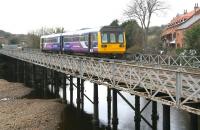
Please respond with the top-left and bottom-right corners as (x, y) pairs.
(1, 49), (200, 115)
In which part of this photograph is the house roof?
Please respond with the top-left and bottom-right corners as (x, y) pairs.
(162, 8), (200, 36)
(170, 10), (195, 24)
(177, 14), (200, 30)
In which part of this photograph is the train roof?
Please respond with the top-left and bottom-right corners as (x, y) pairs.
(40, 26), (124, 38)
(41, 33), (62, 38)
(100, 26), (124, 32)
(62, 27), (101, 36)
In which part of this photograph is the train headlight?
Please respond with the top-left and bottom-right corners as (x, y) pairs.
(101, 45), (107, 48)
(119, 44), (124, 47)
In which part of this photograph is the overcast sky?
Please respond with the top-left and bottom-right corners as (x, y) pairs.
(0, 0), (199, 34)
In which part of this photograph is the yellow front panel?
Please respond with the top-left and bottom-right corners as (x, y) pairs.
(97, 32), (126, 54)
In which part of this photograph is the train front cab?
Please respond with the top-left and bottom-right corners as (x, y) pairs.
(97, 26), (126, 54)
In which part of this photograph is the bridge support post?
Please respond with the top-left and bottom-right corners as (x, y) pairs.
(93, 83), (99, 130)
(76, 78), (81, 112)
(70, 75), (73, 105)
(62, 73), (66, 103)
(81, 79), (84, 112)
(43, 67), (47, 97)
(163, 105), (170, 130)
(190, 113), (198, 130)
(112, 89), (118, 130)
(18, 61), (21, 82)
(151, 101), (158, 130)
(8, 58), (12, 81)
(16, 60), (20, 82)
(12, 59), (16, 82)
(107, 87), (112, 130)
(50, 69), (54, 93)
(31, 64), (35, 87)
(23, 62), (26, 85)
(135, 95), (141, 130)
(54, 71), (59, 98)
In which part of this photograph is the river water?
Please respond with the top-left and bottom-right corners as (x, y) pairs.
(53, 78), (191, 130)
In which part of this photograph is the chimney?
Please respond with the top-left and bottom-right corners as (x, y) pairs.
(184, 9), (187, 14)
(194, 3), (199, 12)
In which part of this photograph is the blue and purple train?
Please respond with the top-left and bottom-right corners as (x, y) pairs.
(40, 26), (126, 55)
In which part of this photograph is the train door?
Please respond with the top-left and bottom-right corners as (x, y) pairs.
(88, 32), (98, 53)
(88, 33), (93, 53)
(60, 36), (64, 53)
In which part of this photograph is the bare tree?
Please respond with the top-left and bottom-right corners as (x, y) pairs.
(125, 0), (166, 52)
(29, 27), (65, 36)
(28, 27), (65, 48)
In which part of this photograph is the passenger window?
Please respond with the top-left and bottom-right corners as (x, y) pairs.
(64, 37), (71, 42)
(84, 34), (89, 41)
(110, 33), (116, 43)
(73, 36), (80, 41)
(80, 35), (85, 41)
(91, 33), (97, 42)
(118, 33), (123, 43)
(102, 33), (108, 43)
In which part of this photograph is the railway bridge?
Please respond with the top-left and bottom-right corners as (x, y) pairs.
(0, 49), (200, 130)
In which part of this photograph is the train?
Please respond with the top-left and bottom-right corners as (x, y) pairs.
(40, 26), (126, 56)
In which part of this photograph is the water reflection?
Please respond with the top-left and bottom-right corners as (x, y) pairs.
(55, 78), (191, 130)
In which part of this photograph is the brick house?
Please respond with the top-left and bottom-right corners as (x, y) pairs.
(162, 3), (200, 48)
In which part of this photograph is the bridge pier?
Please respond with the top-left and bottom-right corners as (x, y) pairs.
(50, 69), (54, 94)
(43, 67), (47, 98)
(93, 83), (99, 130)
(163, 105), (170, 130)
(25, 63), (31, 86)
(11, 58), (16, 82)
(23, 61), (26, 85)
(190, 113), (198, 130)
(17, 60), (21, 82)
(112, 89), (118, 130)
(70, 75), (73, 106)
(76, 78), (81, 113)
(54, 70), (60, 98)
(107, 87), (112, 130)
(10, 58), (14, 82)
(16, 60), (20, 82)
(152, 101), (158, 130)
(31, 64), (35, 87)
(54, 71), (60, 98)
(62, 73), (67, 103)
(134, 95), (141, 130)
(27, 63), (30, 86)
(81, 79), (84, 112)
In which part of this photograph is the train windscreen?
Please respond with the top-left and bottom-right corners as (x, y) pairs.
(100, 26), (124, 44)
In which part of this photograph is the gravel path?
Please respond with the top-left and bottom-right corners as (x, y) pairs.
(0, 79), (65, 130)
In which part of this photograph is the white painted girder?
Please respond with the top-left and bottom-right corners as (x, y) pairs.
(1, 49), (200, 114)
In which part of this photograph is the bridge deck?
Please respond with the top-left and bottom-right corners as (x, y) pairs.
(1, 49), (200, 115)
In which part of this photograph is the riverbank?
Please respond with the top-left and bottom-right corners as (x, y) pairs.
(0, 79), (65, 130)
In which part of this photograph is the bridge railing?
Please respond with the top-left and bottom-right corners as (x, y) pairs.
(1, 49), (200, 114)
(129, 54), (200, 69)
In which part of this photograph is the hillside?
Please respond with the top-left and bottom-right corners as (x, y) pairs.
(0, 30), (33, 47)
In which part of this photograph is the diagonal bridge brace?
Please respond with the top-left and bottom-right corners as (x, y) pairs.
(117, 91), (153, 128)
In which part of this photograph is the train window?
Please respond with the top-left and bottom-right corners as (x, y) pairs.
(110, 33), (116, 43)
(91, 33), (97, 42)
(118, 33), (123, 43)
(73, 36), (80, 41)
(48, 38), (58, 43)
(102, 33), (108, 43)
(80, 35), (85, 41)
(84, 34), (89, 41)
(64, 37), (73, 42)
